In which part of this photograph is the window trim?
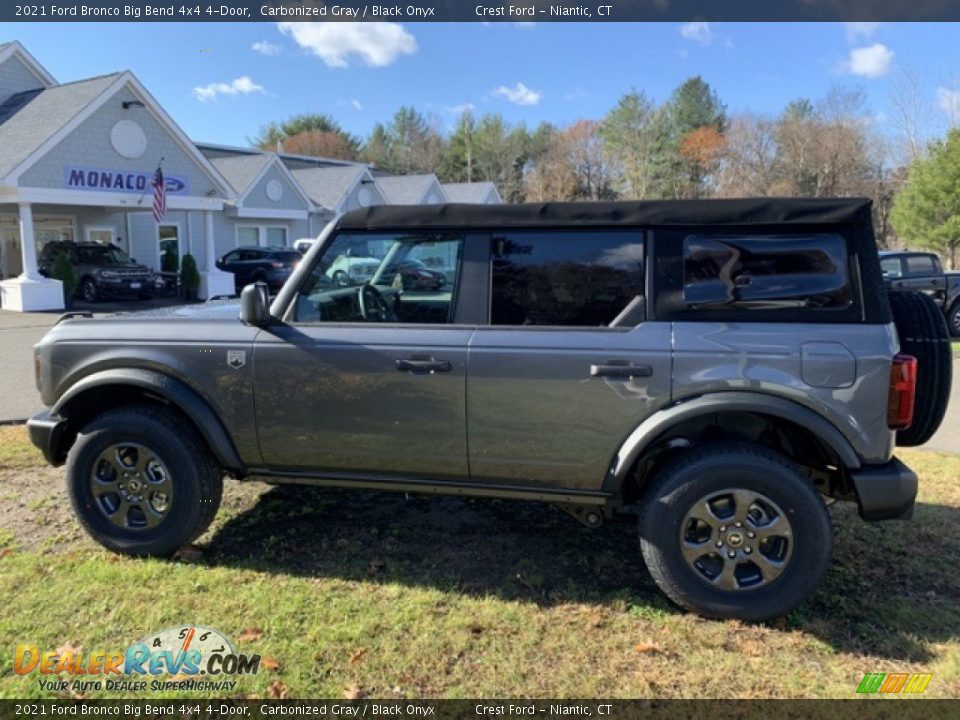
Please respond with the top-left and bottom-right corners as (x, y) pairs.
(485, 227), (648, 331)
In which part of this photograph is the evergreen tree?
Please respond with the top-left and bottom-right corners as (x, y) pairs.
(891, 127), (960, 268)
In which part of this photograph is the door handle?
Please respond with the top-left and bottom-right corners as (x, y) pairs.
(590, 362), (653, 379)
(396, 358), (452, 373)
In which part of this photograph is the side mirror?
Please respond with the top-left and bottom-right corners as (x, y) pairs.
(239, 281), (270, 326)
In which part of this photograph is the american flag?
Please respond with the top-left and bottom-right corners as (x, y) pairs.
(151, 165), (166, 223)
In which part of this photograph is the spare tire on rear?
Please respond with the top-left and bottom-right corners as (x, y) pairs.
(888, 290), (952, 447)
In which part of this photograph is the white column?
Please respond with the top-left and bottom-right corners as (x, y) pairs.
(0, 202), (64, 312)
(205, 210), (215, 269)
(198, 209), (233, 300)
(18, 203), (40, 280)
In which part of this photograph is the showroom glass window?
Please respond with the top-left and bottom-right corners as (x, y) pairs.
(682, 234), (852, 310)
(490, 232), (645, 327)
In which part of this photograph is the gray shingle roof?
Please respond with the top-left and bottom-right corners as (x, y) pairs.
(376, 174), (442, 205)
(209, 154), (273, 196)
(442, 181), (499, 203)
(0, 72), (121, 178)
(291, 165), (366, 210)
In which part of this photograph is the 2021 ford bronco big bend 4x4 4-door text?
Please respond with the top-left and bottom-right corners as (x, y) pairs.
(28, 198), (953, 621)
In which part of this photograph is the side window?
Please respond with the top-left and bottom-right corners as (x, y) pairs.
(905, 254), (938, 276)
(881, 257), (903, 278)
(292, 232), (463, 325)
(683, 234), (851, 310)
(490, 232), (645, 327)
(222, 250), (240, 263)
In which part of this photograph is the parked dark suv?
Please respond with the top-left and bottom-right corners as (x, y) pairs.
(38, 241), (155, 302)
(27, 199), (953, 621)
(216, 246), (301, 294)
(880, 250), (960, 336)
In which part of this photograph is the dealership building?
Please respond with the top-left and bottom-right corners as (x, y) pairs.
(0, 41), (501, 312)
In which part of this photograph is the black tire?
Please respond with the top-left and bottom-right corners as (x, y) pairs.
(79, 277), (99, 303)
(638, 443), (832, 621)
(946, 299), (960, 339)
(888, 291), (953, 447)
(66, 404), (223, 557)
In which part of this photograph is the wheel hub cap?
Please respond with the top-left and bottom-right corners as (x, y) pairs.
(680, 488), (794, 592)
(89, 443), (173, 531)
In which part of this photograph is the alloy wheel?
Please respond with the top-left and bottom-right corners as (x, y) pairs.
(89, 443), (174, 530)
(679, 488), (793, 591)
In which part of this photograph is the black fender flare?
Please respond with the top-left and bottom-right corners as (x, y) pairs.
(603, 391), (862, 493)
(53, 368), (245, 472)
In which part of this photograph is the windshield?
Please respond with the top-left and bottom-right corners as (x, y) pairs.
(77, 245), (132, 266)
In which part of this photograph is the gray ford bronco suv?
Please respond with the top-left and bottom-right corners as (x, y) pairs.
(28, 198), (953, 621)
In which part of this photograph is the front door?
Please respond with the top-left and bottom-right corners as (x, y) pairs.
(254, 230), (472, 480)
(466, 230), (672, 491)
(158, 225), (180, 273)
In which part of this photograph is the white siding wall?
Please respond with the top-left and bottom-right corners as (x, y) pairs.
(0, 55), (45, 104)
(20, 86), (222, 199)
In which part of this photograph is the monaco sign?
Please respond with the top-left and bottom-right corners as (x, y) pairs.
(64, 166), (189, 195)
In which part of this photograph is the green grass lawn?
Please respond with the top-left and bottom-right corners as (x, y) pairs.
(1, 425), (959, 699)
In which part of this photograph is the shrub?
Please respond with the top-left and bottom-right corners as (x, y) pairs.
(51, 252), (76, 304)
(161, 249), (178, 273)
(180, 253), (200, 299)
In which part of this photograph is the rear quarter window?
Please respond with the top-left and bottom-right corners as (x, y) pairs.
(653, 228), (862, 323)
(683, 234), (852, 310)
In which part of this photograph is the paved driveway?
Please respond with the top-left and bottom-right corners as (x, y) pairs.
(0, 297), (201, 422)
(2, 310), (959, 455)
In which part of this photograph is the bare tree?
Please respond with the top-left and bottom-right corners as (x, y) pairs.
(887, 66), (934, 163)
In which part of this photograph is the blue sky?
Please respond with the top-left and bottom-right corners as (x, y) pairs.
(4, 22), (960, 147)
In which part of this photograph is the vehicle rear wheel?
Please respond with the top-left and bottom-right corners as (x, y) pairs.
(947, 299), (960, 338)
(638, 443), (832, 621)
(79, 277), (99, 303)
(888, 291), (952, 446)
(66, 404), (223, 556)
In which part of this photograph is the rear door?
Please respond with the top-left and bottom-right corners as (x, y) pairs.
(901, 253), (946, 305)
(465, 230), (672, 492)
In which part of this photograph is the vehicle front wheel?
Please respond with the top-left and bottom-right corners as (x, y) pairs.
(79, 277), (99, 303)
(638, 443), (831, 621)
(66, 405), (223, 556)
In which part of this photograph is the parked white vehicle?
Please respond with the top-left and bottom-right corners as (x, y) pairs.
(293, 238), (316, 254)
(324, 255), (380, 286)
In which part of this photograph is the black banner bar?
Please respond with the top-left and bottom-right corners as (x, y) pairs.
(0, 700), (959, 720)
(6, 0), (960, 23)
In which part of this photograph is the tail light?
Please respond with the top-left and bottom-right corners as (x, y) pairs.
(887, 354), (917, 430)
(269, 261), (284, 269)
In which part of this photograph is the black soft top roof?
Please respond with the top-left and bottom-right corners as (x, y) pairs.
(337, 197), (873, 231)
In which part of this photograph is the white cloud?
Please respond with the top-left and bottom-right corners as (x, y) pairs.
(193, 76), (265, 102)
(448, 102), (476, 114)
(840, 44), (894, 78)
(844, 22), (882, 42)
(277, 22), (416, 68)
(564, 88), (586, 101)
(351, 99), (363, 111)
(679, 21), (713, 45)
(252, 40), (281, 56)
(493, 82), (542, 106)
(937, 87), (960, 120)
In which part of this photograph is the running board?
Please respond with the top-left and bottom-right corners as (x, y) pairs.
(245, 470), (611, 506)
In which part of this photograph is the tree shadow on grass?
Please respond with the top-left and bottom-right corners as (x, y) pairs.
(197, 485), (960, 661)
